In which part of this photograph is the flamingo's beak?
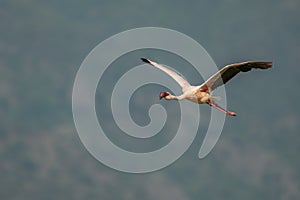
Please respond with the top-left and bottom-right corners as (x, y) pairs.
(159, 92), (168, 100)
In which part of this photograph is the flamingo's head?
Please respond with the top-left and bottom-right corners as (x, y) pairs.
(159, 92), (171, 100)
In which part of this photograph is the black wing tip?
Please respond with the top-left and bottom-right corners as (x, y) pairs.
(246, 61), (273, 69)
(266, 62), (273, 68)
(141, 58), (150, 64)
(258, 61), (273, 69)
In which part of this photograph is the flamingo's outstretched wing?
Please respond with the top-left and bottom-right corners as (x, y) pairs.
(141, 58), (191, 92)
(197, 61), (272, 92)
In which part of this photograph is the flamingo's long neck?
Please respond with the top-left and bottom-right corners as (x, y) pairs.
(167, 94), (185, 100)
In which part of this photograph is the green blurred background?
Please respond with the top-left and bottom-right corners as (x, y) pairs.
(1, 0), (299, 199)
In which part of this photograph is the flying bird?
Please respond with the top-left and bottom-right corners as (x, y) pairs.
(141, 58), (272, 116)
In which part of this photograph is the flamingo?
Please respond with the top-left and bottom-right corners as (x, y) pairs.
(141, 58), (272, 116)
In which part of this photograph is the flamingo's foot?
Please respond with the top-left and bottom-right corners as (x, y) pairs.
(227, 111), (237, 116)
